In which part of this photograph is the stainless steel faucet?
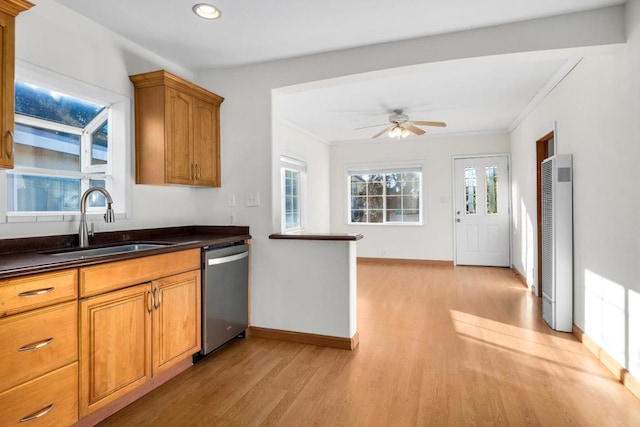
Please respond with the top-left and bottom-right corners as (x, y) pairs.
(79, 187), (115, 247)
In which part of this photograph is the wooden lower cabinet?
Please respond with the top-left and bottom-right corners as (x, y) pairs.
(0, 301), (77, 393)
(153, 270), (201, 375)
(0, 362), (78, 427)
(79, 283), (151, 418)
(79, 270), (201, 417)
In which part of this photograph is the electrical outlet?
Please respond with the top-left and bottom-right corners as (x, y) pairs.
(228, 194), (236, 207)
(245, 192), (260, 207)
(229, 213), (236, 224)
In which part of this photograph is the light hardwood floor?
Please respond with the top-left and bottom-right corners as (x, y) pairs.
(99, 262), (640, 426)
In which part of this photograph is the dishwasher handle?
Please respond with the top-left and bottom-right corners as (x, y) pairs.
(207, 251), (248, 266)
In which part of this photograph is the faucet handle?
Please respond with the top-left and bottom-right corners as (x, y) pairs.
(88, 223), (95, 238)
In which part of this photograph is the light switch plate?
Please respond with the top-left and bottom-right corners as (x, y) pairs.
(245, 192), (260, 207)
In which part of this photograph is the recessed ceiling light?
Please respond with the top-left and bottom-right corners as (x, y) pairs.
(193, 3), (221, 20)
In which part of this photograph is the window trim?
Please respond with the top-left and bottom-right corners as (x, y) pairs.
(280, 155), (307, 232)
(2, 61), (131, 223)
(346, 162), (424, 226)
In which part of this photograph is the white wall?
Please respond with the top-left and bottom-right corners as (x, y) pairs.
(330, 134), (510, 261)
(272, 120), (330, 233)
(256, 240), (357, 338)
(1, 0), (199, 239)
(192, 6), (626, 336)
(510, 0), (640, 379)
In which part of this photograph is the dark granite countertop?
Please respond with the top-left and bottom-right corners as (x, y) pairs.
(0, 226), (250, 279)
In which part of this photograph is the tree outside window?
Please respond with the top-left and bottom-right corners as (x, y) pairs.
(348, 166), (422, 225)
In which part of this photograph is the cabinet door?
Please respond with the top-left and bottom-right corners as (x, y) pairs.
(192, 99), (220, 186)
(0, 10), (14, 169)
(165, 87), (194, 184)
(152, 270), (201, 375)
(79, 283), (152, 417)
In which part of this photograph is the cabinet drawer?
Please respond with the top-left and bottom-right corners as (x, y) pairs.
(0, 269), (78, 317)
(0, 301), (77, 393)
(0, 362), (78, 427)
(79, 249), (200, 297)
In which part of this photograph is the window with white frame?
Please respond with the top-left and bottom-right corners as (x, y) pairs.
(280, 156), (306, 231)
(348, 164), (422, 224)
(4, 62), (130, 221)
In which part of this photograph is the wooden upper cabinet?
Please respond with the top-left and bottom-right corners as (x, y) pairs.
(129, 70), (224, 187)
(0, 0), (33, 169)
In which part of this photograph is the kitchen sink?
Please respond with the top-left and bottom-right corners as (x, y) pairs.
(45, 243), (171, 259)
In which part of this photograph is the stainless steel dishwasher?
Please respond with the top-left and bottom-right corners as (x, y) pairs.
(200, 243), (249, 356)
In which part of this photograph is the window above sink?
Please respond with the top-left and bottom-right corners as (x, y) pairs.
(1, 61), (131, 224)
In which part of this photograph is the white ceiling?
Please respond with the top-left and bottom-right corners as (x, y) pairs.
(277, 55), (578, 142)
(52, 0), (625, 142)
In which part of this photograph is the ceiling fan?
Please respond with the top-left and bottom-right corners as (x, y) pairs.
(356, 110), (447, 139)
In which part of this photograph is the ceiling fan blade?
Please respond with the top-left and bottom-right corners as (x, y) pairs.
(407, 125), (426, 135)
(412, 121), (447, 127)
(372, 126), (392, 138)
(355, 123), (388, 130)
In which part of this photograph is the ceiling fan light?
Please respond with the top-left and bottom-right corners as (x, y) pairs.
(389, 126), (402, 139)
(401, 128), (410, 138)
(193, 3), (221, 19)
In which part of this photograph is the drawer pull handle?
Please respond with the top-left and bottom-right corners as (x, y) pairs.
(18, 287), (54, 297)
(18, 337), (54, 352)
(19, 403), (54, 422)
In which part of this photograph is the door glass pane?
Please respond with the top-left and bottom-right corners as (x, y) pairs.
(486, 166), (498, 215)
(464, 166), (477, 215)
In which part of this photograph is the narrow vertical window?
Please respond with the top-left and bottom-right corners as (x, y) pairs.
(485, 165), (498, 215)
(465, 167), (477, 215)
(280, 156), (306, 231)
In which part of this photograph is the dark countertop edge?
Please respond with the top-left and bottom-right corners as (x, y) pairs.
(0, 225), (249, 255)
(269, 233), (363, 241)
(0, 226), (251, 280)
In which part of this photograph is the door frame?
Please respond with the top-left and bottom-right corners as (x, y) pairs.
(452, 153), (512, 267)
(535, 131), (555, 297)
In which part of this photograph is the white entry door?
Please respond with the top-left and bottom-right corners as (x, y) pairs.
(454, 155), (510, 267)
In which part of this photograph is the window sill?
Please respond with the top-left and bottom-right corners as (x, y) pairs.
(6, 212), (127, 223)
